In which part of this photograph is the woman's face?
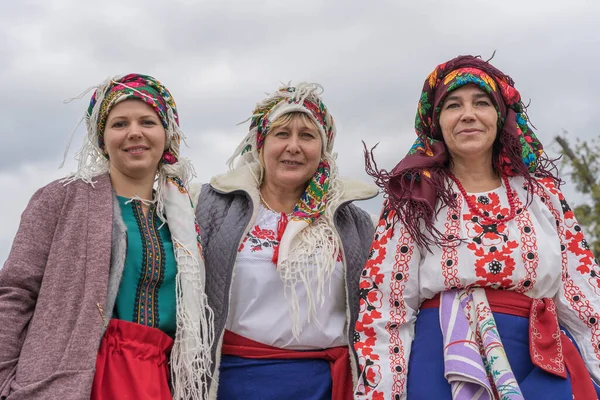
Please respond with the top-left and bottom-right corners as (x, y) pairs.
(439, 84), (498, 164)
(103, 99), (166, 181)
(261, 115), (323, 193)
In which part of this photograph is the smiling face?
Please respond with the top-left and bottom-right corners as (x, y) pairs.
(261, 113), (323, 193)
(439, 84), (499, 165)
(103, 99), (166, 182)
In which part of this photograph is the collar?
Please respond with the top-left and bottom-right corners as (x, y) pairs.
(209, 161), (378, 204)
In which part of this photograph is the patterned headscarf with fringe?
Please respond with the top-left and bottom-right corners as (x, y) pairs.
(366, 55), (556, 251)
(228, 82), (343, 338)
(89, 73), (180, 165)
(62, 74), (214, 400)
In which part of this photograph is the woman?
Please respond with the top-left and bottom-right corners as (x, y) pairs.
(355, 56), (600, 399)
(0, 74), (213, 400)
(195, 83), (377, 399)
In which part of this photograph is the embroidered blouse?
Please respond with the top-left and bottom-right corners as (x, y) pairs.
(354, 176), (600, 399)
(225, 204), (348, 350)
(112, 196), (177, 336)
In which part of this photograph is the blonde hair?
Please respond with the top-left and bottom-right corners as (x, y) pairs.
(269, 111), (317, 132)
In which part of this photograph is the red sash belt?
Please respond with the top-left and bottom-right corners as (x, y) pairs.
(422, 289), (597, 399)
(222, 330), (353, 400)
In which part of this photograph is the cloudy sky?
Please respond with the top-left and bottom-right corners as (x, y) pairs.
(1, 0), (599, 262)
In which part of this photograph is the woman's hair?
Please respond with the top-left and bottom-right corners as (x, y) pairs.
(269, 111), (318, 133)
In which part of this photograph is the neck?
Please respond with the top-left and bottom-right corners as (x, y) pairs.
(450, 156), (500, 192)
(109, 168), (156, 201)
(259, 180), (304, 214)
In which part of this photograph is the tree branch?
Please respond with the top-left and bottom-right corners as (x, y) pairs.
(555, 134), (596, 188)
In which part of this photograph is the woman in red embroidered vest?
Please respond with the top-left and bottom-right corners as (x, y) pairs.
(0, 74), (213, 400)
(354, 55), (600, 399)
(195, 83), (377, 399)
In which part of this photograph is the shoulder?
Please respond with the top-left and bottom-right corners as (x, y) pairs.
(198, 183), (248, 204)
(508, 175), (564, 199)
(338, 177), (378, 204)
(335, 203), (377, 246)
(337, 202), (371, 222)
(195, 181), (253, 226)
(26, 176), (91, 208)
(533, 176), (563, 196)
(20, 176), (110, 229)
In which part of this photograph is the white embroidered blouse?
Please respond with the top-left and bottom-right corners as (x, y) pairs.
(354, 176), (600, 399)
(225, 204), (348, 350)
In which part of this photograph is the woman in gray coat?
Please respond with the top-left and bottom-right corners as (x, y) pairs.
(196, 83), (377, 400)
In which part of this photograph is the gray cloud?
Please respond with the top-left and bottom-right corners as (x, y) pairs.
(1, 0), (599, 261)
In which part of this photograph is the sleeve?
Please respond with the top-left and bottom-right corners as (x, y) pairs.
(537, 178), (600, 383)
(354, 201), (422, 400)
(0, 182), (64, 395)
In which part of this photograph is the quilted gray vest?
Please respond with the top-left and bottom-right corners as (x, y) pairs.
(196, 183), (375, 386)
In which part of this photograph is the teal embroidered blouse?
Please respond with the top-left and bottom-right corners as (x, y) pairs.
(113, 196), (177, 336)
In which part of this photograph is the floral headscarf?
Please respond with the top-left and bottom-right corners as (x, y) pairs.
(367, 55), (557, 250)
(413, 60), (543, 175)
(89, 73), (180, 165)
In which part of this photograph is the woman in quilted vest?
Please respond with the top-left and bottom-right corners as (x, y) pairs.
(195, 82), (377, 399)
(0, 74), (213, 400)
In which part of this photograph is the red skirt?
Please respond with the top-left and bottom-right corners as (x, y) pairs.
(91, 319), (174, 400)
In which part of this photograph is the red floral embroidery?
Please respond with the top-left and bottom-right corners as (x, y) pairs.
(355, 206), (396, 398)
(463, 191), (517, 288)
(238, 225), (277, 252)
(535, 178), (600, 364)
(442, 194), (462, 289)
(464, 192), (511, 246)
(513, 195), (538, 293)
(469, 240), (518, 286)
(389, 228), (414, 397)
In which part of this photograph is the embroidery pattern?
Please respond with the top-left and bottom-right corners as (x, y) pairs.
(354, 206), (395, 398)
(463, 192), (518, 288)
(441, 194), (463, 289)
(132, 201), (166, 328)
(513, 195), (538, 293)
(238, 225), (278, 253)
(536, 178), (600, 364)
(529, 298), (565, 375)
(389, 227), (414, 396)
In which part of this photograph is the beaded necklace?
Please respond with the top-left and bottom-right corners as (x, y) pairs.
(259, 191), (293, 216)
(449, 174), (518, 224)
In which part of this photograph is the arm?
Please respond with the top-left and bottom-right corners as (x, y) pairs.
(0, 182), (64, 394)
(538, 178), (600, 383)
(354, 202), (421, 400)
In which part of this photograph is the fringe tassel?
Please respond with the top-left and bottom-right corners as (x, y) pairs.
(277, 152), (343, 339)
(170, 240), (215, 400)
